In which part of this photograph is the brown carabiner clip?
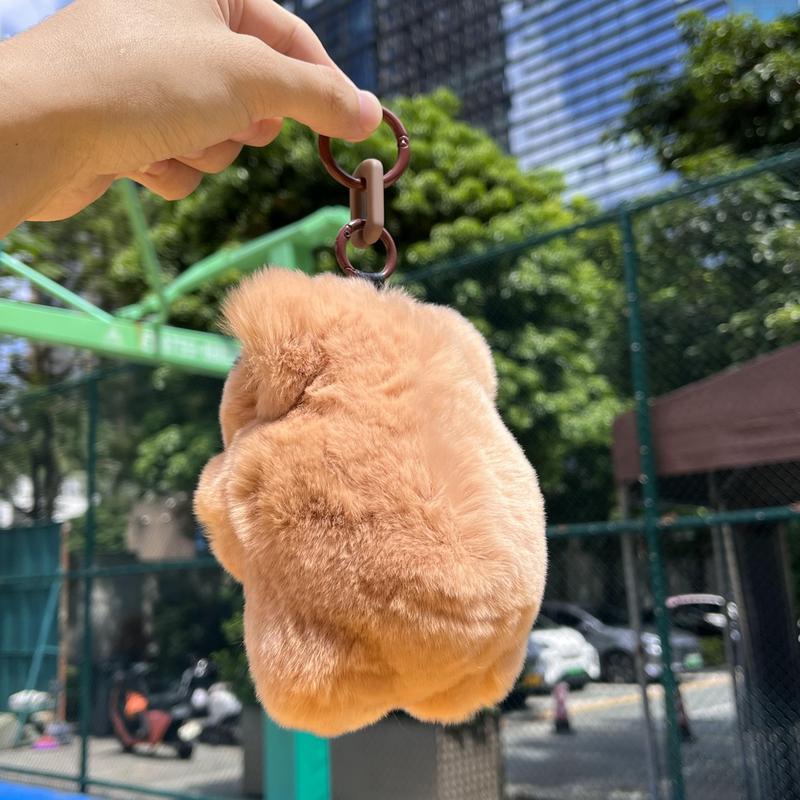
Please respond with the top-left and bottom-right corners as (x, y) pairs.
(318, 106), (409, 285)
(318, 108), (410, 190)
(335, 220), (397, 286)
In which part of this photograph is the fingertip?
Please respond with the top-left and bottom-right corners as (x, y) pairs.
(357, 90), (382, 138)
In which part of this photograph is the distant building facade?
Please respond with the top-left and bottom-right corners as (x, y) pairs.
(504, 0), (799, 206)
(503, 0), (728, 206)
(289, 0), (510, 146)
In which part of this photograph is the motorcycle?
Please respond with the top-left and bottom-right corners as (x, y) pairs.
(108, 662), (198, 759)
(182, 659), (243, 746)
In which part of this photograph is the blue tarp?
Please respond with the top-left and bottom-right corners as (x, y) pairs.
(0, 783), (89, 799)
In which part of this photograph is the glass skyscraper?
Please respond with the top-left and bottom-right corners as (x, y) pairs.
(374, 0), (510, 147)
(290, 0), (510, 146)
(287, 0), (379, 92)
(504, 0), (799, 206)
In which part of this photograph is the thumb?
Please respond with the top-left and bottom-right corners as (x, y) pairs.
(228, 34), (382, 140)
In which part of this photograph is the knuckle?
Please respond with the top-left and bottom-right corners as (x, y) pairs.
(255, 119), (283, 145)
(191, 148), (236, 174)
(322, 73), (352, 118)
(164, 177), (201, 201)
(281, 18), (307, 55)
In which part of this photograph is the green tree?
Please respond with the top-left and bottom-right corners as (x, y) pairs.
(615, 11), (800, 396)
(619, 10), (800, 171)
(1, 192), (155, 529)
(138, 90), (625, 521)
(634, 167), (800, 395)
(5, 91), (624, 527)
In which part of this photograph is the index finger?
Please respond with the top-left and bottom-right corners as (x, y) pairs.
(236, 0), (338, 68)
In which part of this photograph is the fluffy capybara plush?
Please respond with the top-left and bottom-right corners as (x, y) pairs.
(194, 268), (546, 737)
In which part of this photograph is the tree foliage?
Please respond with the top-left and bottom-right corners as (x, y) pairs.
(635, 168), (800, 396)
(620, 10), (800, 171)
(3, 90), (625, 527)
(139, 90), (625, 522)
(616, 11), (800, 397)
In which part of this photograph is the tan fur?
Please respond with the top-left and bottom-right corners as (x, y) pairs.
(194, 268), (547, 737)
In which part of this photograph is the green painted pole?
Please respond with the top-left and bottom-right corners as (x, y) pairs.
(118, 206), (349, 321)
(620, 208), (685, 800)
(78, 376), (99, 793)
(0, 250), (112, 322)
(22, 577), (61, 690)
(117, 180), (169, 322)
(264, 713), (331, 800)
(294, 730), (331, 800)
(0, 299), (239, 376)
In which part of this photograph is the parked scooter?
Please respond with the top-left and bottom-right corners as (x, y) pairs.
(180, 658), (243, 746)
(192, 683), (242, 745)
(108, 662), (198, 759)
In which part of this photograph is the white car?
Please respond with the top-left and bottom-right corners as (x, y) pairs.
(530, 614), (601, 690)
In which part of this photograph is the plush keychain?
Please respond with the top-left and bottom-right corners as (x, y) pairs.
(194, 110), (547, 737)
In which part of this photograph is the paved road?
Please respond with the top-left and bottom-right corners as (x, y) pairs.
(503, 670), (745, 800)
(0, 737), (243, 798)
(1, 671), (743, 800)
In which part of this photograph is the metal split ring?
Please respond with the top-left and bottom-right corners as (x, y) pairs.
(335, 219), (397, 284)
(318, 108), (411, 190)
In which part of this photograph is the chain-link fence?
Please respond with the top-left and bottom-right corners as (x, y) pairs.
(1, 151), (799, 800)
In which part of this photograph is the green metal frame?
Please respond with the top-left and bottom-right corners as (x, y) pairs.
(0, 298), (239, 377)
(0, 183), (349, 376)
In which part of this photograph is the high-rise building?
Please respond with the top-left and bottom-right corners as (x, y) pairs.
(293, 0), (797, 206)
(290, 0), (510, 146)
(373, 0), (510, 146)
(286, 0), (379, 92)
(504, 0), (799, 206)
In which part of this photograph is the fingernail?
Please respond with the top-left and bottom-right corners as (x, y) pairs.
(358, 90), (382, 135)
(143, 160), (169, 177)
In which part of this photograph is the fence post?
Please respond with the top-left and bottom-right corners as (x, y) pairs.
(619, 485), (662, 800)
(619, 208), (685, 800)
(78, 375), (99, 793)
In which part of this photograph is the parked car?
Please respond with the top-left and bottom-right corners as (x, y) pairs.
(541, 601), (704, 684)
(502, 614), (600, 710)
(531, 614), (601, 689)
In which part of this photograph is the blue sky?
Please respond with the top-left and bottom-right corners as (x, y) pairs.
(0, 0), (72, 39)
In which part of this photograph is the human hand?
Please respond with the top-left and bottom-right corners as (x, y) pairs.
(0, 0), (382, 229)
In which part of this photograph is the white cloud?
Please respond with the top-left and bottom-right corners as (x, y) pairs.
(0, 0), (73, 39)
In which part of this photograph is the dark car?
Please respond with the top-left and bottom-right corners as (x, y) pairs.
(541, 600), (704, 684)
